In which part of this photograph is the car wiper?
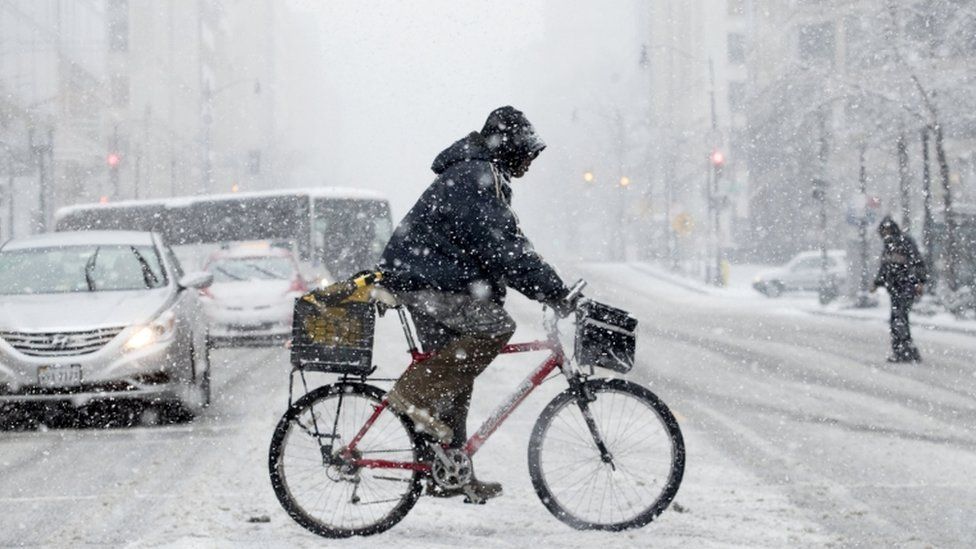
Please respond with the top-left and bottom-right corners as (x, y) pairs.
(214, 266), (245, 281)
(247, 264), (287, 279)
(129, 247), (160, 288)
(84, 247), (100, 291)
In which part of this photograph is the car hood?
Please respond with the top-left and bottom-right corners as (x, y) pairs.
(0, 289), (172, 332)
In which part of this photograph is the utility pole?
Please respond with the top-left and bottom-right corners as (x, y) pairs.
(814, 107), (831, 305)
(920, 127), (935, 290)
(202, 84), (213, 195)
(705, 57), (723, 286)
(856, 144), (871, 306)
(29, 127), (53, 233)
(934, 123), (957, 290)
(109, 124), (121, 198)
(897, 133), (911, 231)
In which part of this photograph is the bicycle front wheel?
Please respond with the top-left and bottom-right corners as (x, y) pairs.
(528, 378), (685, 531)
(269, 383), (423, 538)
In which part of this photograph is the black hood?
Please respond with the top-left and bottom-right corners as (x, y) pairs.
(481, 106), (546, 174)
(431, 107), (546, 176)
(431, 132), (493, 175)
(878, 215), (902, 241)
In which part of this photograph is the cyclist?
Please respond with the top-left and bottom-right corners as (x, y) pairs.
(379, 106), (574, 500)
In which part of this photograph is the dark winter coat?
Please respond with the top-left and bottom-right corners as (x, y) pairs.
(379, 132), (567, 305)
(874, 226), (928, 299)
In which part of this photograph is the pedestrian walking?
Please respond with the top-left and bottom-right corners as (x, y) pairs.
(871, 216), (928, 362)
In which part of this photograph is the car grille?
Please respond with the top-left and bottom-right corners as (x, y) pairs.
(0, 327), (126, 357)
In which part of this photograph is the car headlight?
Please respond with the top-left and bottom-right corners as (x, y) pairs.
(125, 310), (177, 351)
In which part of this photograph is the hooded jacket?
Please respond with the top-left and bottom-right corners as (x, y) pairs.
(874, 218), (928, 299)
(379, 131), (567, 304)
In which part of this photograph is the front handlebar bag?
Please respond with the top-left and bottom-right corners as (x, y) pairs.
(575, 299), (637, 374)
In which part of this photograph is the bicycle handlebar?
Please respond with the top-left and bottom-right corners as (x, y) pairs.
(565, 279), (587, 304)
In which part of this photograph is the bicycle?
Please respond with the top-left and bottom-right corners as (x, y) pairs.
(268, 280), (685, 538)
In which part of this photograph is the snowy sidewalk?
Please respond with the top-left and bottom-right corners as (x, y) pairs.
(626, 262), (976, 337)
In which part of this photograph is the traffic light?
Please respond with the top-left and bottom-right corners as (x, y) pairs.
(107, 152), (121, 198)
(710, 150), (725, 166)
(710, 150), (725, 178)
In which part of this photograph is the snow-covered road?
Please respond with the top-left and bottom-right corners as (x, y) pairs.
(2, 264), (975, 547)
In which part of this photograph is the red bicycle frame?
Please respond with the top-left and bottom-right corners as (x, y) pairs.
(345, 334), (566, 473)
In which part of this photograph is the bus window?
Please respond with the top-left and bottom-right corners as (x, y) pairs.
(313, 198), (392, 278)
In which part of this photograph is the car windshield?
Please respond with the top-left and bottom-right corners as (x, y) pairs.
(0, 245), (168, 295)
(208, 256), (294, 282)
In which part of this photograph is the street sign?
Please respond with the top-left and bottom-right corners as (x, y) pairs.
(845, 193), (881, 227)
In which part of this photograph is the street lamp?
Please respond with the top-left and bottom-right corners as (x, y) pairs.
(619, 176), (631, 187)
(28, 127), (54, 232)
(203, 78), (260, 194)
(583, 171), (595, 183)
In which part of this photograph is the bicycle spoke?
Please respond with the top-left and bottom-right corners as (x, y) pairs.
(532, 383), (681, 529)
(272, 388), (420, 536)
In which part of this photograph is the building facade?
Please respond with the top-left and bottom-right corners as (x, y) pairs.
(0, 0), (109, 236)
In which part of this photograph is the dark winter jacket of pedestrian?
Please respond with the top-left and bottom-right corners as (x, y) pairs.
(874, 219), (928, 299)
(379, 131), (567, 305)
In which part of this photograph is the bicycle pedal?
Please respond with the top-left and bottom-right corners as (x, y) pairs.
(462, 495), (487, 505)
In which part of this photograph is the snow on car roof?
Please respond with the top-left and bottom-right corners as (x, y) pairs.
(792, 249), (846, 259)
(207, 244), (294, 261)
(54, 186), (388, 218)
(2, 230), (156, 251)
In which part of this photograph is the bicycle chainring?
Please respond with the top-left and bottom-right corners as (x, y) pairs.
(431, 448), (472, 489)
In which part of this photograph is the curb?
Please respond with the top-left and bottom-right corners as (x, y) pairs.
(628, 263), (711, 295)
(806, 309), (976, 337)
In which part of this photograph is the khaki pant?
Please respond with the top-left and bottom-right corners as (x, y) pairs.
(390, 290), (515, 447)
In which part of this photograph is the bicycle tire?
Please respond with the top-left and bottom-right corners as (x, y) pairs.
(528, 378), (685, 531)
(269, 383), (423, 538)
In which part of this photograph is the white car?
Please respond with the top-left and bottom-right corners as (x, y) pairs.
(753, 250), (847, 298)
(0, 231), (214, 422)
(200, 246), (307, 347)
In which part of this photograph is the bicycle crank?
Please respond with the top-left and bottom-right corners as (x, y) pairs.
(430, 446), (472, 489)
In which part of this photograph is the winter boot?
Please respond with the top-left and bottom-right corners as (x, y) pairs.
(427, 469), (503, 502)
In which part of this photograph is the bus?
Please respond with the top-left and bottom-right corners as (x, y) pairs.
(54, 188), (394, 281)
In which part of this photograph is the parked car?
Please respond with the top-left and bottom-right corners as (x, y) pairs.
(753, 250), (847, 298)
(200, 244), (307, 347)
(0, 231), (214, 420)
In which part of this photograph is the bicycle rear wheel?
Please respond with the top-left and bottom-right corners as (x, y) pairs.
(269, 383), (422, 538)
(528, 378), (684, 531)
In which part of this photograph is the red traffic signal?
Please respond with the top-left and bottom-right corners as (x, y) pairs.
(709, 150), (725, 166)
(107, 153), (121, 168)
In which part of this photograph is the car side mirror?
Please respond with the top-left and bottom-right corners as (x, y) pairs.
(178, 271), (214, 290)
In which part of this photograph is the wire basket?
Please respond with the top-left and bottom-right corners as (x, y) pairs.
(289, 273), (379, 376)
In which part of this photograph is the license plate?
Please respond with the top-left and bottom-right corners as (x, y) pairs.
(37, 364), (83, 388)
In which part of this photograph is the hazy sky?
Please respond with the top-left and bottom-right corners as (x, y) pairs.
(288, 1), (643, 222)
(289, 1), (545, 213)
